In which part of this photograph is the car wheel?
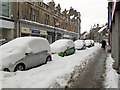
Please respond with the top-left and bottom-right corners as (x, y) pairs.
(45, 56), (52, 64)
(3, 68), (10, 72)
(14, 63), (25, 71)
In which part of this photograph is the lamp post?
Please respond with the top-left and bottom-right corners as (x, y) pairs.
(53, 27), (56, 42)
(53, 22), (60, 42)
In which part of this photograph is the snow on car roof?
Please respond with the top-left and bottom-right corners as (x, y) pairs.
(50, 39), (75, 53)
(74, 40), (84, 45)
(0, 37), (50, 65)
(74, 40), (84, 49)
(1, 37), (50, 53)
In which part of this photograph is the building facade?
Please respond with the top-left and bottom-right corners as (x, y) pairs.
(88, 24), (102, 42)
(5, 1), (80, 43)
(0, 2), (15, 41)
(108, 0), (120, 73)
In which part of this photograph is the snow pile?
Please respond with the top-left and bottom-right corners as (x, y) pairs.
(104, 54), (119, 88)
(50, 39), (75, 53)
(0, 48), (2, 90)
(74, 40), (84, 49)
(0, 71), (2, 90)
(1, 43), (101, 88)
(0, 37), (50, 67)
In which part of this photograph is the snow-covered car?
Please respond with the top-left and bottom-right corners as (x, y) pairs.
(0, 39), (7, 46)
(74, 40), (86, 50)
(91, 40), (95, 46)
(85, 40), (92, 47)
(0, 37), (52, 72)
(50, 39), (75, 57)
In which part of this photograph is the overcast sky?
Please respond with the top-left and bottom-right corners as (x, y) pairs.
(44, 0), (108, 33)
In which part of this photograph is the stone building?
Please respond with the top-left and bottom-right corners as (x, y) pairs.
(108, 0), (120, 73)
(0, 2), (14, 41)
(89, 24), (102, 42)
(3, 0), (80, 43)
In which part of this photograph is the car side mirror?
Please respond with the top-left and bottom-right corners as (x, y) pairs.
(67, 46), (70, 49)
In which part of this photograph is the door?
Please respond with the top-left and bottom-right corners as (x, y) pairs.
(24, 52), (43, 68)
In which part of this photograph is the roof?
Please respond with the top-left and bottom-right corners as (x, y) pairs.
(98, 26), (107, 33)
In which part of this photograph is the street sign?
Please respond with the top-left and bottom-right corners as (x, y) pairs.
(55, 22), (60, 26)
(32, 30), (40, 34)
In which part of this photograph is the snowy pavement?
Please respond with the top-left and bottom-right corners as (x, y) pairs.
(1, 43), (101, 88)
(104, 54), (120, 88)
(70, 49), (106, 88)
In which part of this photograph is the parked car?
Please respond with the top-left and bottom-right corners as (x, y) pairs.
(74, 40), (86, 50)
(0, 39), (7, 46)
(0, 37), (52, 72)
(91, 40), (95, 46)
(85, 40), (92, 47)
(50, 39), (75, 57)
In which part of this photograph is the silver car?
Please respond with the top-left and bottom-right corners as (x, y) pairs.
(0, 37), (52, 72)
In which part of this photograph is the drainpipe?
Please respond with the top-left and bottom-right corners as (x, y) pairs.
(17, 2), (21, 37)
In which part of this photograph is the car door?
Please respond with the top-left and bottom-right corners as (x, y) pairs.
(65, 47), (74, 55)
(37, 50), (47, 64)
(24, 52), (43, 68)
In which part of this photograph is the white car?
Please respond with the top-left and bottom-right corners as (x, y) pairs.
(85, 40), (92, 47)
(74, 40), (86, 50)
(91, 40), (95, 46)
(0, 37), (52, 72)
(0, 39), (7, 46)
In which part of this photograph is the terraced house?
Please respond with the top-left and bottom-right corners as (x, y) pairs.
(0, 0), (81, 43)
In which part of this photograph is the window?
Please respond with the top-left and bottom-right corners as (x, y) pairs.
(1, 2), (10, 17)
(53, 17), (58, 26)
(30, 7), (32, 20)
(45, 14), (49, 25)
(36, 10), (39, 22)
(30, 8), (38, 22)
(32, 9), (36, 21)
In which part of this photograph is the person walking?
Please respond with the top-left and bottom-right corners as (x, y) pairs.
(101, 40), (106, 50)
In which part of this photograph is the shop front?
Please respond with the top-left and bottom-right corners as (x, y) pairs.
(18, 19), (78, 44)
(21, 27), (47, 38)
(0, 17), (14, 41)
(47, 31), (54, 44)
(21, 27), (31, 37)
(56, 33), (62, 40)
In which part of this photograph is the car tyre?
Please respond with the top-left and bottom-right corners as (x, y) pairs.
(45, 56), (52, 64)
(14, 63), (25, 71)
(3, 68), (10, 72)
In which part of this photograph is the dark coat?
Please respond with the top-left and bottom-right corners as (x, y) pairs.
(102, 40), (106, 48)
